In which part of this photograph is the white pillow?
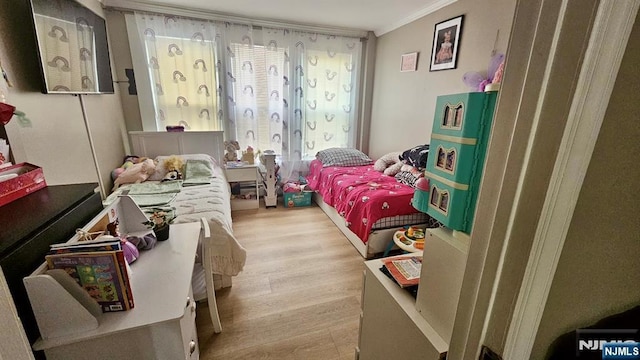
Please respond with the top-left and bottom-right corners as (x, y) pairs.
(149, 154), (218, 181)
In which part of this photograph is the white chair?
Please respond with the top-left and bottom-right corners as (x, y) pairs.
(199, 218), (222, 333)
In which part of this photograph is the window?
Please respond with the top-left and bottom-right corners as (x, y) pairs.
(228, 43), (285, 151)
(145, 36), (220, 131)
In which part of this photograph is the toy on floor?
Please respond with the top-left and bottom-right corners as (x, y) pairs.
(224, 140), (240, 163)
(162, 155), (184, 182)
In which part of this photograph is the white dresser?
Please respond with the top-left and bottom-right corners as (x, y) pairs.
(30, 222), (202, 360)
(356, 257), (448, 360)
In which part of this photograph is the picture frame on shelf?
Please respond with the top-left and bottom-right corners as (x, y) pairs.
(430, 15), (464, 71)
(400, 52), (419, 72)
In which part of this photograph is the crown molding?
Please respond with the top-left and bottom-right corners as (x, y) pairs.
(103, 0), (369, 38)
(374, 0), (457, 37)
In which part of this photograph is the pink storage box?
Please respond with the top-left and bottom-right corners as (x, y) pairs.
(0, 163), (47, 207)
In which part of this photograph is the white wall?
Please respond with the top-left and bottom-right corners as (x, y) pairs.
(531, 13), (640, 358)
(0, 0), (127, 195)
(105, 10), (143, 136)
(368, 0), (516, 159)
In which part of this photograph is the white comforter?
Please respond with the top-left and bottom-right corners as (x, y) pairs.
(105, 168), (246, 276)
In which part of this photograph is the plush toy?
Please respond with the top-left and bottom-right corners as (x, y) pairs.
(463, 53), (505, 92)
(113, 158), (156, 190)
(384, 162), (404, 176)
(241, 146), (255, 164)
(224, 140), (240, 163)
(162, 155), (184, 181)
(374, 152), (403, 176)
(111, 155), (142, 181)
(163, 169), (182, 182)
(122, 155), (140, 169)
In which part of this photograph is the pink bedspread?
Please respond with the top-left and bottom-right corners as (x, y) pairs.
(307, 159), (420, 244)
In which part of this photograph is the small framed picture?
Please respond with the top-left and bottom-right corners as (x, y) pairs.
(430, 15), (464, 71)
(400, 52), (419, 72)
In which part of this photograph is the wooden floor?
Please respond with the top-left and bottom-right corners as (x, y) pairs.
(196, 202), (365, 360)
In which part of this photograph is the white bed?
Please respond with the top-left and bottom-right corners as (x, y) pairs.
(313, 192), (432, 259)
(125, 131), (245, 293)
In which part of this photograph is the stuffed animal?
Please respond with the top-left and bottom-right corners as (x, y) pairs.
(113, 158), (156, 190)
(374, 152), (403, 176)
(163, 169), (182, 182)
(241, 146), (255, 164)
(111, 155), (142, 181)
(162, 155), (184, 181)
(224, 140), (240, 163)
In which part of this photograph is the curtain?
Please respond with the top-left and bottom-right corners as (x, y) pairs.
(134, 13), (222, 131)
(129, 12), (363, 181)
(219, 26), (362, 180)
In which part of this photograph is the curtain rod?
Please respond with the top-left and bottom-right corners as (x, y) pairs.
(103, 0), (370, 39)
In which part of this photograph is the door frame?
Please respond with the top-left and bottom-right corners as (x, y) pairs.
(502, 1), (639, 358)
(446, 0), (640, 359)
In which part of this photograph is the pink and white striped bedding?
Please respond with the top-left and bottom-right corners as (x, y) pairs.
(307, 159), (431, 244)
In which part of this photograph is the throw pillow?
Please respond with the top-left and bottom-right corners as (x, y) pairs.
(399, 144), (430, 170)
(316, 148), (373, 167)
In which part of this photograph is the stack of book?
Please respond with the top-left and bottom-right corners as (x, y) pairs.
(45, 238), (134, 313)
(380, 255), (422, 297)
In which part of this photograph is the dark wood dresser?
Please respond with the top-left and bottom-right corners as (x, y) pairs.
(0, 183), (103, 349)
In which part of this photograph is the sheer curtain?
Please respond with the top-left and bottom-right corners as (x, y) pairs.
(219, 27), (362, 180)
(129, 12), (363, 181)
(133, 13), (222, 131)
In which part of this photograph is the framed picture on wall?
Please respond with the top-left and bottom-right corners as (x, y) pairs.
(430, 15), (464, 71)
(400, 52), (419, 72)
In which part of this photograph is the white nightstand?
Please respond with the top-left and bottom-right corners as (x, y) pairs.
(224, 164), (259, 211)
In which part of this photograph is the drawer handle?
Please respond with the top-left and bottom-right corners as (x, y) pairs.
(186, 296), (191, 308)
(189, 340), (196, 355)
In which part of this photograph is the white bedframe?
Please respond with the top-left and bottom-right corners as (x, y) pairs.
(129, 130), (224, 163)
(313, 192), (416, 259)
(128, 131), (233, 290)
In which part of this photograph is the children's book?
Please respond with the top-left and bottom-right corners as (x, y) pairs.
(48, 238), (122, 254)
(381, 256), (422, 288)
(45, 250), (134, 312)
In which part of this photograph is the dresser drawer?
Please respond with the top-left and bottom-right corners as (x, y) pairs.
(180, 289), (199, 359)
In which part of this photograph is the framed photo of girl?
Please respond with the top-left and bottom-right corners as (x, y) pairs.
(430, 15), (464, 71)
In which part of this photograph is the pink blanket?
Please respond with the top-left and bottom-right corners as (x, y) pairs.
(307, 160), (420, 243)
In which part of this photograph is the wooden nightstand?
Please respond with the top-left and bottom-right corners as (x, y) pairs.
(224, 165), (259, 211)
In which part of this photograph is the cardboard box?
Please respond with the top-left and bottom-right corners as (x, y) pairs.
(283, 191), (312, 208)
(0, 163), (47, 207)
